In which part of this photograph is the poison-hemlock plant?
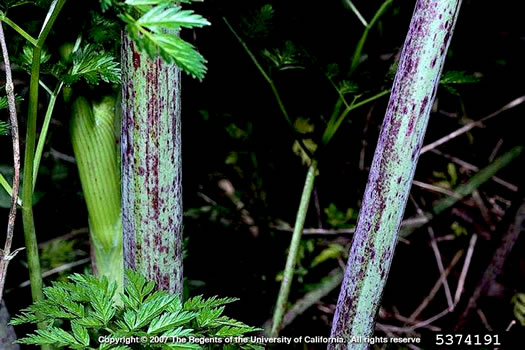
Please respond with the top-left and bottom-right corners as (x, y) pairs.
(11, 270), (262, 349)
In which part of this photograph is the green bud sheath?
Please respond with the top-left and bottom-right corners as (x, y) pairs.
(70, 96), (123, 288)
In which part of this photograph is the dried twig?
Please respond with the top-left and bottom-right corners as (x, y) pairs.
(0, 21), (22, 300)
(457, 196), (525, 329)
(476, 308), (493, 331)
(421, 95), (525, 154)
(453, 233), (478, 305)
(428, 227), (454, 311)
(16, 258), (91, 289)
(408, 250), (463, 322)
(412, 180), (462, 199)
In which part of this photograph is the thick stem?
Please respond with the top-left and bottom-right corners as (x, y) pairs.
(270, 161), (317, 337)
(330, 0), (462, 347)
(70, 96), (122, 288)
(121, 32), (183, 296)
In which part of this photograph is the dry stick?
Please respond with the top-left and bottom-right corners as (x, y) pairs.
(382, 308), (451, 333)
(17, 258), (90, 289)
(428, 227), (454, 311)
(457, 196), (525, 330)
(453, 233), (478, 305)
(420, 95), (525, 154)
(270, 216), (429, 236)
(408, 249), (464, 323)
(476, 308), (493, 331)
(412, 180), (462, 199)
(430, 149), (518, 192)
(0, 21), (22, 300)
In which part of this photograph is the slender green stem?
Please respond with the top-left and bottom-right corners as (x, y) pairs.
(36, 0), (67, 48)
(33, 82), (64, 191)
(0, 14), (38, 46)
(0, 174), (22, 206)
(322, 89), (390, 144)
(38, 80), (53, 96)
(21, 45), (43, 305)
(343, 0), (368, 27)
(20, 3), (66, 349)
(223, 17), (293, 128)
(349, 0), (392, 75)
(270, 160), (317, 337)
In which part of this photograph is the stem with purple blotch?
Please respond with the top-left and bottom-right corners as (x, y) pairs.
(330, 0), (463, 347)
(121, 32), (184, 296)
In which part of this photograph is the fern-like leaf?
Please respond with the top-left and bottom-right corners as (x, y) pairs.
(0, 120), (9, 136)
(62, 45), (121, 85)
(137, 3), (210, 30)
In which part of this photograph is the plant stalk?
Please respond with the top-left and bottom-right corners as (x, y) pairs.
(121, 32), (184, 296)
(330, 0), (463, 346)
(270, 160), (317, 337)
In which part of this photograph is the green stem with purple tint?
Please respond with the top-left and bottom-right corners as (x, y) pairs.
(121, 32), (183, 296)
(330, 0), (463, 347)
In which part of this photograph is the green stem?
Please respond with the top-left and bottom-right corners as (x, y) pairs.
(21, 44), (43, 307)
(20, 3), (66, 349)
(0, 174), (21, 206)
(32, 82), (63, 191)
(223, 17), (293, 128)
(322, 89), (390, 144)
(0, 14), (38, 46)
(349, 0), (392, 75)
(270, 160), (317, 337)
(36, 0), (67, 48)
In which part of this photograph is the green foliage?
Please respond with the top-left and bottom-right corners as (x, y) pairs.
(450, 221), (468, 237)
(324, 203), (357, 228)
(19, 44), (51, 70)
(115, 0), (210, 79)
(241, 4), (274, 39)
(88, 11), (121, 46)
(261, 41), (304, 71)
(433, 162), (458, 189)
(1, 0), (52, 11)
(440, 70), (481, 95)
(61, 44), (121, 85)
(0, 120), (9, 135)
(310, 243), (346, 268)
(11, 270), (261, 349)
(512, 293), (525, 326)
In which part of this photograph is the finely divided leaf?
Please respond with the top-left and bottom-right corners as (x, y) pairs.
(63, 45), (121, 85)
(138, 4), (210, 30)
(0, 121), (9, 136)
(147, 310), (196, 334)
